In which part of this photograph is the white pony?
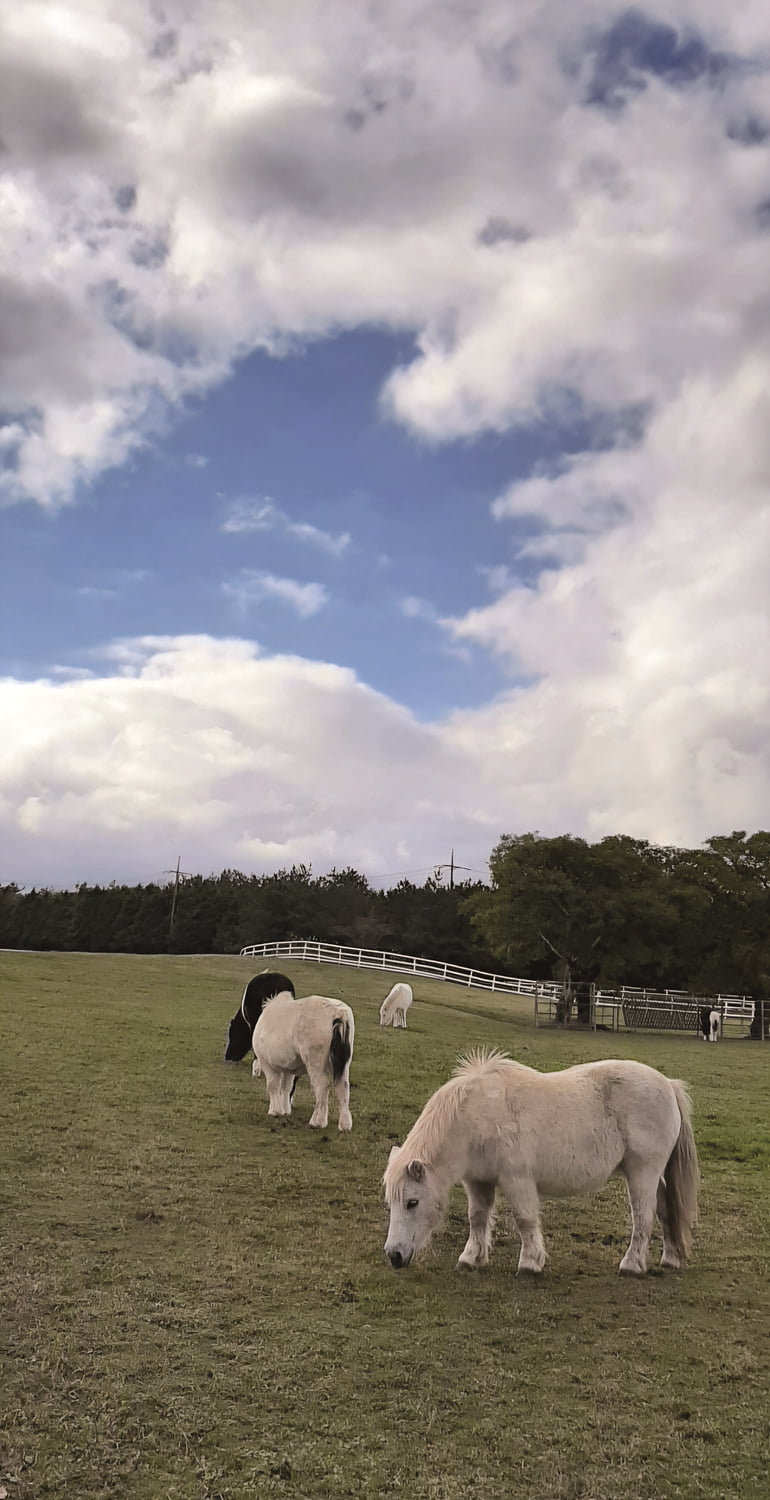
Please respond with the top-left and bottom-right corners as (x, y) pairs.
(384, 1050), (699, 1277)
(252, 992), (355, 1131)
(379, 982), (413, 1029)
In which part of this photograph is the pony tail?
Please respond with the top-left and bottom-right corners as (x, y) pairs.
(329, 1017), (352, 1082)
(663, 1080), (700, 1263)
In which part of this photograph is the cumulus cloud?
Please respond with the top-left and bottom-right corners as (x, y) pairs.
(2, 0), (768, 507)
(0, 635), (500, 886)
(1, 616), (769, 887)
(442, 377), (770, 844)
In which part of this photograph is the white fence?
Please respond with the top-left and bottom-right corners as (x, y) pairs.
(239, 938), (564, 1000)
(239, 938), (759, 1034)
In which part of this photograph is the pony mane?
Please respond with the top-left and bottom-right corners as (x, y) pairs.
(453, 1046), (513, 1078)
(260, 989), (295, 1010)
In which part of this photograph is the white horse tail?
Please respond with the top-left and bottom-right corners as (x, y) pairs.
(662, 1080), (700, 1264)
(329, 1016), (352, 1082)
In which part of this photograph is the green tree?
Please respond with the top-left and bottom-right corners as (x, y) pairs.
(467, 833), (692, 1015)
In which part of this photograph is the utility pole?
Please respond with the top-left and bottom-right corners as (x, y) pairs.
(164, 856), (192, 947)
(433, 851), (473, 890)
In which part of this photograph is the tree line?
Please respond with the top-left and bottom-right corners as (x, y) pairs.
(0, 865), (495, 970)
(2, 829), (769, 1032)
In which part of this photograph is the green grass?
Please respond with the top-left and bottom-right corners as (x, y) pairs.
(1, 951), (768, 1500)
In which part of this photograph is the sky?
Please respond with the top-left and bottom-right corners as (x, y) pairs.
(2, 0), (770, 891)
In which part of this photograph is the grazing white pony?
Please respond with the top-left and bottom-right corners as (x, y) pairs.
(379, 982), (413, 1029)
(384, 1050), (699, 1277)
(252, 992), (355, 1131)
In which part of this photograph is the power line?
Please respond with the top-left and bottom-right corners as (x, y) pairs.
(432, 848), (475, 890)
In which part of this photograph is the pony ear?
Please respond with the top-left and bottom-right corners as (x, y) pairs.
(388, 1145), (400, 1164)
(407, 1159), (425, 1182)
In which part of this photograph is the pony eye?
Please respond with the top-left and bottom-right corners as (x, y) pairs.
(406, 1198), (419, 1210)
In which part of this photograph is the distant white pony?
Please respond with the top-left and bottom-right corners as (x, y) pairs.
(384, 1051), (699, 1277)
(379, 982), (413, 1029)
(252, 992), (355, 1131)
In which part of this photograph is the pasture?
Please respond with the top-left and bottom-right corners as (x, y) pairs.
(1, 951), (768, 1500)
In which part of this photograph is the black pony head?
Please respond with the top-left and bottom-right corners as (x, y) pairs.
(224, 1010), (253, 1062)
(223, 971), (296, 1062)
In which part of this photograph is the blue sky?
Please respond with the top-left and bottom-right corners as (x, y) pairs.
(2, 1), (770, 889)
(3, 328), (552, 716)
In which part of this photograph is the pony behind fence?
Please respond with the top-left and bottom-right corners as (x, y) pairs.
(252, 992), (355, 1131)
(384, 1050), (699, 1277)
(379, 982), (413, 1029)
(224, 971), (295, 1061)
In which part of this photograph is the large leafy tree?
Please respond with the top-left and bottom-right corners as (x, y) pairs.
(673, 831), (770, 1034)
(466, 832), (697, 1001)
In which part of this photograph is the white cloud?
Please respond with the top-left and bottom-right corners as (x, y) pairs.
(0, 635), (499, 886)
(223, 570), (329, 617)
(221, 497), (350, 554)
(1, 615), (769, 889)
(3, 0), (768, 510)
(287, 521), (351, 556)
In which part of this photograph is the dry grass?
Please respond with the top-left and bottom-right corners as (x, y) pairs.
(1, 950), (768, 1499)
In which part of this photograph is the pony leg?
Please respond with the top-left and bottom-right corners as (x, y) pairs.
(500, 1177), (547, 1273)
(619, 1166), (659, 1274)
(262, 1063), (288, 1117)
(458, 1180), (496, 1268)
(333, 1067), (353, 1133)
(307, 1068), (330, 1129)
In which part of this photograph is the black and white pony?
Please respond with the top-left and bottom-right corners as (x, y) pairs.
(698, 1006), (722, 1043)
(224, 972), (296, 1062)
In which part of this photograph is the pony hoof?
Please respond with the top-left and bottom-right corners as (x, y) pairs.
(661, 1256), (682, 1271)
(618, 1263), (647, 1276)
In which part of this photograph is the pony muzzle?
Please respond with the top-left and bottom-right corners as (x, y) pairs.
(386, 1246), (413, 1270)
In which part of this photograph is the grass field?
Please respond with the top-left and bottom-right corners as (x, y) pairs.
(1, 951), (769, 1500)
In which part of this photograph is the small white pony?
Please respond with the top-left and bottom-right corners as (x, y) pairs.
(379, 982), (413, 1029)
(384, 1050), (699, 1277)
(252, 991), (355, 1131)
